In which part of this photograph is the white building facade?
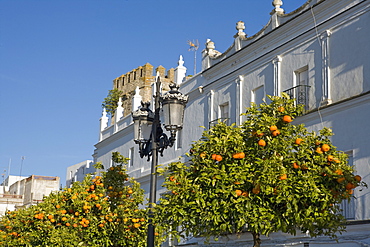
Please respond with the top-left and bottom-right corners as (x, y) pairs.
(65, 160), (94, 188)
(93, 0), (370, 246)
(0, 175), (60, 215)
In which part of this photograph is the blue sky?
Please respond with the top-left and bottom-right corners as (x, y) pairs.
(0, 0), (307, 186)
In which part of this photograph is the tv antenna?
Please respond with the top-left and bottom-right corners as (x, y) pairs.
(187, 39), (199, 75)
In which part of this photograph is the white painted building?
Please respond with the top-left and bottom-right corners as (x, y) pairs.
(93, 0), (370, 246)
(65, 160), (94, 188)
(0, 175), (60, 215)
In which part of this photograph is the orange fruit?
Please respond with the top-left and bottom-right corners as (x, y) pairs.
(258, 139), (266, 147)
(232, 152), (245, 159)
(235, 189), (242, 196)
(295, 138), (303, 145)
(270, 125), (278, 131)
(301, 164), (308, 170)
(334, 169), (343, 175)
(278, 106), (285, 112)
(55, 205), (61, 209)
(215, 155), (223, 162)
(241, 191), (249, 197)
(321, 144), (330, 152)
(327, 155), (334, 162)
(347, 189), (354, 195)
(200, 152), (206, 158)
(345, 183), (355, 190)
(272, 130), (280, 136)
(169, 176), (176, 182)
(354, 175), (362, 182)
(337, 177), (345, 183)
(252, 187), (260, 194)
(293, 162), (300, 169)
(211, 154), (217, 160)
(279, 174), (287, 180)
(282, 115), (293, 123)
(316, 147), (323, 154)
(66, 223), (70, 227)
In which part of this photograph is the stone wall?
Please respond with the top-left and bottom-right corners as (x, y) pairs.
(112, 63), (174, 117)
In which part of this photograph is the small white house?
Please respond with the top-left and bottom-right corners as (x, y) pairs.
(65, 160), (94, 188)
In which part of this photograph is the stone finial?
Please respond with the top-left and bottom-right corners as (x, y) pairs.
(175, 55), (187, 84)
(272, 0), (284, 14)
(206, 39), (215, 50)
(99, 108), (109, 141)
(178, 55), (184, 66)
(100, 108), (108, 129)
(236, 21), (246, 38)
(132, 86), (142, 111)
(115, 97), (124, 122)
(205, 39), (221, 57)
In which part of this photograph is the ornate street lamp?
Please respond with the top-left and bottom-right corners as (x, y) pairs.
(131, 76), (188, 247)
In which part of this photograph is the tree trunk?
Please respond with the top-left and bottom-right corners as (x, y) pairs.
(252, 232), (261, 247)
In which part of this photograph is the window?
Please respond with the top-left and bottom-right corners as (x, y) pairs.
(219, 102), (229, 121)
(252, 85), (265, 106)
(129, 147), (135, 167)
(288, 66), (310, 110)
(209, 102), (229, 128)
(295, 66), (308, 87)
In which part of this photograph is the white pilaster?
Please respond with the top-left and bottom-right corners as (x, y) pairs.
(208, 90), (215, 125)
(235, 75), (244, 125)
(273, 56), (282, 97)
(321, 30), (332, 105)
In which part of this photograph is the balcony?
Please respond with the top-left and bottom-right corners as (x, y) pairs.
(283, 85), (310, 111)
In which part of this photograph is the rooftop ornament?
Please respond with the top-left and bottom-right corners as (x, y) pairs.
(272, 0), (284, 14)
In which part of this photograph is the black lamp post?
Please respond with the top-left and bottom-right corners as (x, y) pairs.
(132, 76), (188, 247)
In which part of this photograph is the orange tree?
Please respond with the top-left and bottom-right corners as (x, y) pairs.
(0, 152), (161, 246)
(156, 94), (367, 247)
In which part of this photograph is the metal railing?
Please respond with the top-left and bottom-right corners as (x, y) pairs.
(209, 118), (230, 128)
(283, 85), (311, 110)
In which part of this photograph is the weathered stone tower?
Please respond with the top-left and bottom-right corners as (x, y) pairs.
(112, 63), (175, 118)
